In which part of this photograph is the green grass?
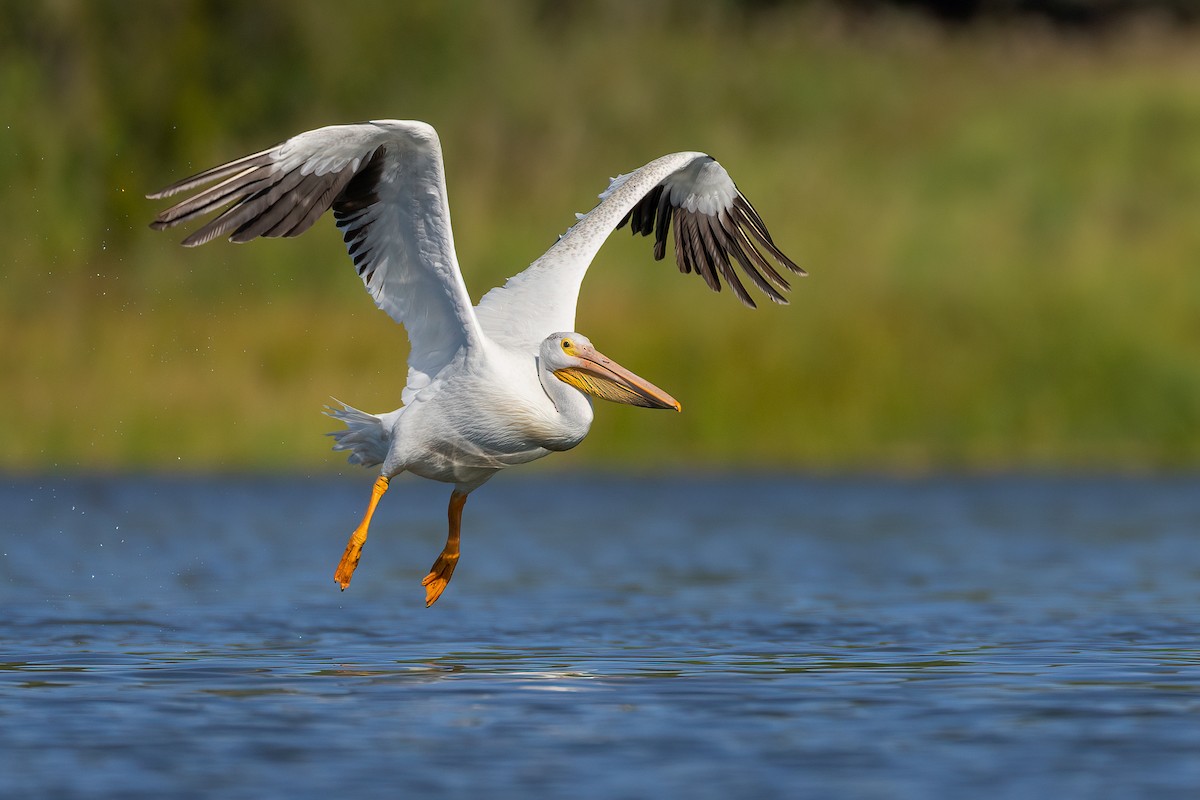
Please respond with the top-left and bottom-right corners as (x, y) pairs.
(3, 2), (1200, 472)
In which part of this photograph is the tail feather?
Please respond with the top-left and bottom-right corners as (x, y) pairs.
(324, 400), (389, 467)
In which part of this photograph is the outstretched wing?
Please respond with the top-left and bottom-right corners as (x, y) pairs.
(148, 120), (483, 388)
(474, 152), (803, 353)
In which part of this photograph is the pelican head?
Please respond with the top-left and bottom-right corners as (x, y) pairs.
(542, 333), (681, 411)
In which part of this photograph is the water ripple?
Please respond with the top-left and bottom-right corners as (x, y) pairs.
(2, 474), (1199, 799)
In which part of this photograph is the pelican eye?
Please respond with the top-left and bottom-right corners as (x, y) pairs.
(561, 339), (572, 350)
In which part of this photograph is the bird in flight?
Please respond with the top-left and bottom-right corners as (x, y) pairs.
(148, 119), (802, 606)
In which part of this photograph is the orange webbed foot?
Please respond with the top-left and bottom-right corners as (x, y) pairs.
(421, 490), (468, 607)
(421, 550), (460, 607)
(334, 539), (363, 590)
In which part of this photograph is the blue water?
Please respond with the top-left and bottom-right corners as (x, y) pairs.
(1, 473), (1198, 799)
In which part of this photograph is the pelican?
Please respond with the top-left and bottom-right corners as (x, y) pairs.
(148, 120), (802, 606)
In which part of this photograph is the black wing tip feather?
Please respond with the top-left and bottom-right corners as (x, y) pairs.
(146, 149), (277, 202)
(147, 144), (387, 249)
(621, 183), (803, 308)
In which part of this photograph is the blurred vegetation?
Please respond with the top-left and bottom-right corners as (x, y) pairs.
(2, 0), (1199, 473)
(859, 0), (1200, 26)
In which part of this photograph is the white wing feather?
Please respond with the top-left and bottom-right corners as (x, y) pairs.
(475, 153), (700, 352)
(148, 120), (482, 394)
(474, 152), (802, 353)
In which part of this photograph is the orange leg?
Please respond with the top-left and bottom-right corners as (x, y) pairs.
(421, 490), (467, 607)
(334, 474), (390, 590)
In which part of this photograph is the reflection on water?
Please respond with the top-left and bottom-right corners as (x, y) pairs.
(1, 474), (1198, 799)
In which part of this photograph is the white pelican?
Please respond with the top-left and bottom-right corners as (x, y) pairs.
(148, 120), (802, 606)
